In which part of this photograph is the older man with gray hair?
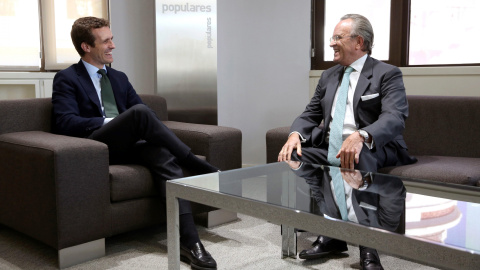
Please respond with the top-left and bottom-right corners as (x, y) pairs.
(278, 14), (416, 270)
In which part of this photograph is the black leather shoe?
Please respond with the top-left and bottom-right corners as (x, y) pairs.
(360, 246), (384, 270)
(183, 153), (220, 175)
(298, 236), (348, 260)
(180, 242), (217, 269)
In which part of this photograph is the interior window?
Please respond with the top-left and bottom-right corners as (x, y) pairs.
(409, 0), (480, 65)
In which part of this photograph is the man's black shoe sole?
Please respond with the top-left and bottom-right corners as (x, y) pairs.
(298, 249), (348, 260)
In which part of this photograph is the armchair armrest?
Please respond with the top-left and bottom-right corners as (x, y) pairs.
(0, 131), (110, 250)
(164, 121), (242, 171)
(266, 126), (290, 163)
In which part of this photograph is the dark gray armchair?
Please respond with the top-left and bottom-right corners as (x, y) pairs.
(0, 94), (242, 268)
(266, 95), (480, 186)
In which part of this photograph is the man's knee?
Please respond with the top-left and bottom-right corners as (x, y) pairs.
(357, 148), (380, 172)
(291, 151), (302, 161)
(293, 147), (328, 165)
(130, 103), (152, 114)
(125, 104), (158, 121)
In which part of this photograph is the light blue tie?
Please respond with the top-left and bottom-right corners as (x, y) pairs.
(329, 167), (348, 220)
(328, 66), (354, 166)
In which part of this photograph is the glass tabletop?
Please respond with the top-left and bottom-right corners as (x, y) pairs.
(172, 161), (480, 255)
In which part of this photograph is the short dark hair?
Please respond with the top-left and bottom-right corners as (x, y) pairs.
(71, 17), (110, 56)
(340, 14), (374, 55)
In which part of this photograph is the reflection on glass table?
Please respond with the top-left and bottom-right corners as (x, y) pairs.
(406, 193), (480, 254)
(288, 161), (406, 234)
(287, 161), (406, 267)
(167, 161), (480, 270)
(286, 161), (480, 257)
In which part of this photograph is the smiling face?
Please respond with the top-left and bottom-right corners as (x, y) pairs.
(81, 26), (115, 69)
(330, 19), (365, 66)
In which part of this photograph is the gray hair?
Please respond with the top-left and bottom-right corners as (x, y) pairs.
(340, 14), (374, 55)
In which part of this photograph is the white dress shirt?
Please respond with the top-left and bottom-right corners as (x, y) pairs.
(330, 54), (368, 142)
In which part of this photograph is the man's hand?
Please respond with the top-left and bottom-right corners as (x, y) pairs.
(341, 169), (363, 189)
(278, 133), (302, 162)
(336, 131), (364, 169)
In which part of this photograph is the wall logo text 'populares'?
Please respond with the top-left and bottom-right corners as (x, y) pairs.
(162, 3), (212, 14)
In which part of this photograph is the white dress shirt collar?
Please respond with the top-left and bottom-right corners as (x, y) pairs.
(349, 54), (368, 74)
(81, 59), (106, 77)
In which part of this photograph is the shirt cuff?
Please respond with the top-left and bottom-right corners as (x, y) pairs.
(360, 130), (374, 149)
(103, 117), (114, 126)
(291, 161), (304, 171)
(289, 131), (307, 143)
(365, 139), (374, 149)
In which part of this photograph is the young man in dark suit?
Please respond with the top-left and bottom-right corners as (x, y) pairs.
(278, 14), (416, 270)
(52, 16), (217, 269)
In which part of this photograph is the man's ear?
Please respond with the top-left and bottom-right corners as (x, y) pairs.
(81, 42), (90, 53)
(355, 36), (364, 51)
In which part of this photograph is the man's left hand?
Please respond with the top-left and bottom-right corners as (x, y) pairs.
(341, 169), (363, 189)
(336, 132), (364, 169)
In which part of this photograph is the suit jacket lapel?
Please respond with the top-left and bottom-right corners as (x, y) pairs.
(353, 56), (373, 117)
(324, 66), (344, 128)
(76, 60), (103, 115)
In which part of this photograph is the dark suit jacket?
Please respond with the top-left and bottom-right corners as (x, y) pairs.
(52, 60), (143, 137)
(291, 56), (415, 166)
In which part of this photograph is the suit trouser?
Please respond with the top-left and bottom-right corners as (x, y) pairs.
(88, 104), (192, 215)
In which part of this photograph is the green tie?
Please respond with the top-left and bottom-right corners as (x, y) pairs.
(97, 69), (119, 117)
(328, 66), (354, 166)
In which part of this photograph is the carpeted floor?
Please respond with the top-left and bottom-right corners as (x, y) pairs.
(0, 214), (439, 270)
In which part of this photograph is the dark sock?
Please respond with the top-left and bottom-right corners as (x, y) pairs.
(183, 152), (219, 174)
(180, 213), (200, 249)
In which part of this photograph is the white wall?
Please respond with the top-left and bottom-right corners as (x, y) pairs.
(217, 0), (311, 166)
(400, 67), (480, 97)
(110, 0), (156, 95)
(110, 0), (312, 166)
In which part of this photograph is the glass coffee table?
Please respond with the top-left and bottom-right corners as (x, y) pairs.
(166, 162), (480, 269)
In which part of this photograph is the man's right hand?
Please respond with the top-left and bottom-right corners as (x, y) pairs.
(278, 133), (302, 162)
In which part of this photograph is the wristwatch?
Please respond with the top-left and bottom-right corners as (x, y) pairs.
(358, 129), (369, 142)
(359, 173), (372, 190)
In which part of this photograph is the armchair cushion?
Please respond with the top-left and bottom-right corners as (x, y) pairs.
(165, 121), (242, 171)
(379, 156), (480, 186)
(109, 165), (157, 202)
